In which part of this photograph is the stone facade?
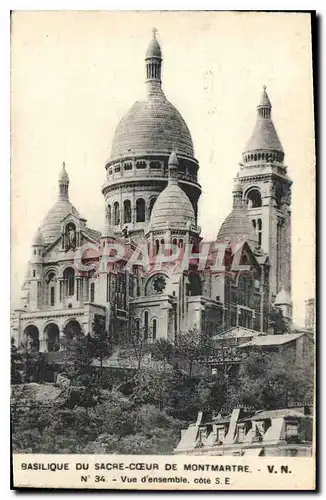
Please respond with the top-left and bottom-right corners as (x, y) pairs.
(12, 32), (293, 352)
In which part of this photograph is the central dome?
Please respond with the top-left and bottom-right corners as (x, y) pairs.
(109, 32), (195, 163)
(41, 199), (80, 245)
(109, 93), (194, 161)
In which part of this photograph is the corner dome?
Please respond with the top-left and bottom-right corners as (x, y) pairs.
(109, 94), (194, 161)
(217, 207), (258, 248)
(41, 199), (80, 245)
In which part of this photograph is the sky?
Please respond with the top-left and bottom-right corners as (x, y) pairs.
(11, 11), (315, 325)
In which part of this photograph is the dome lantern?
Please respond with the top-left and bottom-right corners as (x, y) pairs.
(59, 161), (69, 200)
(168, 148), (179, 182)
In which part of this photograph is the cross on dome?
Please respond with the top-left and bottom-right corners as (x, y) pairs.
(152, 27), (158, 38)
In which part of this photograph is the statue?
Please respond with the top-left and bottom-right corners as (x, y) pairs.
(65, 223), (76, 250)
(122, 226), (129, 239)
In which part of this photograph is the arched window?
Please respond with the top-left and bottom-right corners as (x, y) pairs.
(90, 282), (95, 303)
(50, 286), (55, 306)
(254, 154), (257, 161)
(160, 238), (165, 255)
(107, 205), (112, 225)
(252, 219), (256, 229)
(124, 199), (131, 224)
(155, 239), (159, 256)
(44, 323), (60, 352)
(144, 311), (149, 340)
(136, 160), (146, 169)
(113, 202), (120, 225)
(178, 239), (184, 248)
(150, 160), (161, 169)
(262, 153), (265, 160)
(24, 325), (40, 352)
(136, 198), (145, 222)
(172, 238), (177, 247)
(63, 267), (75, 296)
(152, 318), (157, 341)
(247, 188), (262, 208)
(149, 197), (157, 217)
(257, 219), (262, 247)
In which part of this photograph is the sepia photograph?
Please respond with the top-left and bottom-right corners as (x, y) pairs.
(10, 10), (316, 490)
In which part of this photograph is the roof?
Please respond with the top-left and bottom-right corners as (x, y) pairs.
(244, 117), (283, 153)
(109, 93), (194, 161)
(238, 333), (305, 348)
(216, 207), (259, 248)
(251, 408), (309, 421)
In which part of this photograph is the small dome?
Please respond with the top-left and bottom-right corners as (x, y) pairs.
(109, 94), (194, 161)
(40, 199), (80, 245)
(150, 182), (195, 230)
(146, 35), (162, 59)
(217, 207), (258, 248)
(274, 286), (292, 306)
(32, 228), (44, 246)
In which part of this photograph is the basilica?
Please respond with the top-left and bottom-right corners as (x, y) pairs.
(11, 31), (293, 353)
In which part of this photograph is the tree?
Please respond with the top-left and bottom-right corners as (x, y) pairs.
(59, 331), (94, 386)
(269, 307), (288, 334)
(120, 326), (152, 371)
(131, 366), (179, 410)
(174, 327), (212, 376)
(151, 338), (173, 364)
(233, 348), (314, 410)
(88, 315), (113, 387)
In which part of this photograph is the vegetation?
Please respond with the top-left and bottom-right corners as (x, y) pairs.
(11, 327), (314, 454)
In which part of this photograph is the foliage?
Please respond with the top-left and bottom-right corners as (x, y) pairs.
(11, 389), (182, 454)
(11, 324), (314, 454)
(11, 337), (23, 384)
(174, 327), (212, 376)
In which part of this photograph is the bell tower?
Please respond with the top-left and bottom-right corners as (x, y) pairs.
(236, 86), (292, 301)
